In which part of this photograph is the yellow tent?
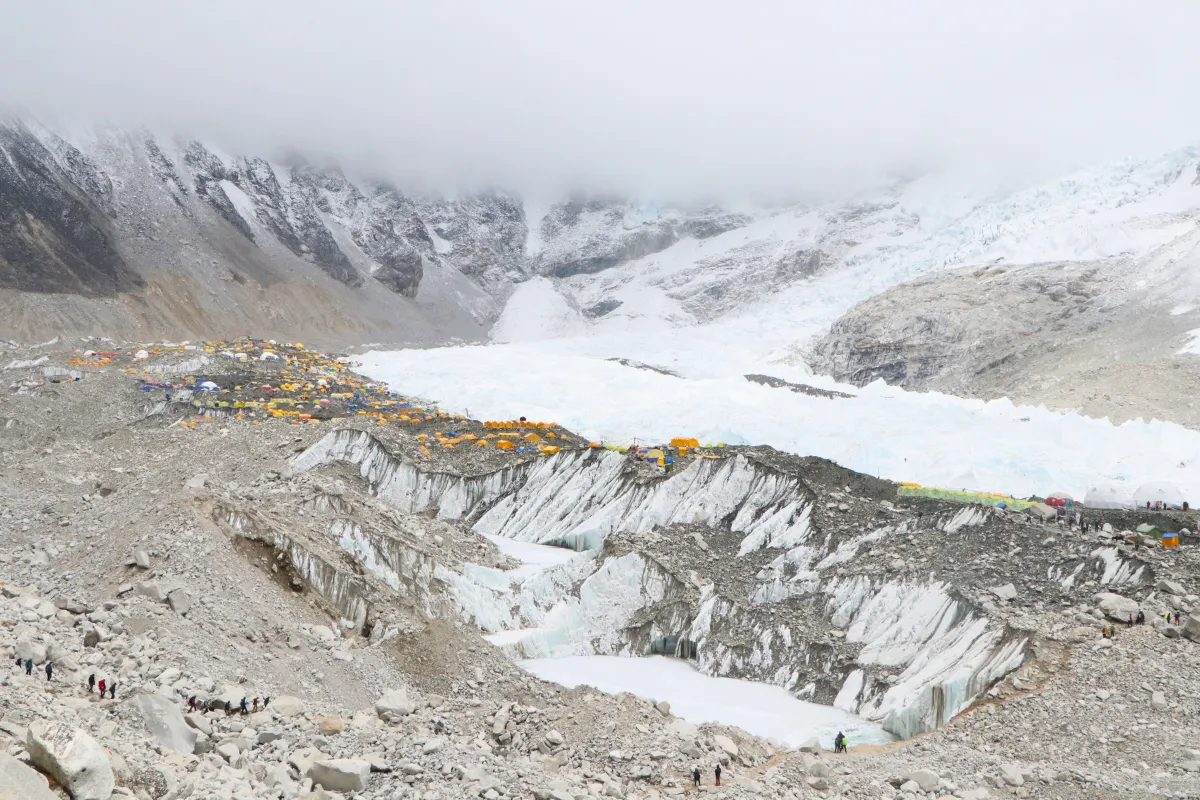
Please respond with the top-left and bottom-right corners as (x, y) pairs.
(496, 440), (515, 450)
(646, 448), (664, 459)
(523, 433), (542, 442)
(670, 437), (700, 448)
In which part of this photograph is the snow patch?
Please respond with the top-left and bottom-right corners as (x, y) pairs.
(491, 278), (586, 343)
(520, 655), (893, 749)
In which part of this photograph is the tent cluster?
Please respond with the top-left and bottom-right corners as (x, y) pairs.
(414, 428), (569, 458)
(1084, 482), (1188, 511)
(117, 338), (452, 429)
(617, 437), (720, 469)
(896, 484), (1038, 511)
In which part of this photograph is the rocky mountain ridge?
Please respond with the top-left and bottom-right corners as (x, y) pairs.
(0, 118), (784, 346)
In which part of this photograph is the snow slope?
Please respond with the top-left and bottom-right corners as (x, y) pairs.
(520, 655), (893, 749)
(502, 147), (1200, 365)
(490, 278), (586, 342)
(359, 345), (1200, 503)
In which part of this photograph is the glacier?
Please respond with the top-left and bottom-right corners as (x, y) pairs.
(288, 428), (1070, 739)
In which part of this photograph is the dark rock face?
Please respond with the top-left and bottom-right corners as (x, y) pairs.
(584, 298), (623, 318)
(0, 120), (535, 304)
(532, 197), (751, 279)
(0, 123), (139, 297)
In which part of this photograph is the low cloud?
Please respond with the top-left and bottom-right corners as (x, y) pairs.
(3, 0), (1199, 199)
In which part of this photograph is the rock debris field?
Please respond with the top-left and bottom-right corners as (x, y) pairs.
(2, 337), (1200, 800)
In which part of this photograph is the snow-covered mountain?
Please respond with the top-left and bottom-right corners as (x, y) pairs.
(8, 115), (1200, 429)
(485, 147), (1200, 428)
(0, 118), (529, 344)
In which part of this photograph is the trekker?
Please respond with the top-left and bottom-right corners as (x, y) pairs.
(715, 764), (722, 785)
(188, 696), (197, 712)
(252, 697), (259, 712)
(239, 697), (248, 715)
(14, 657), (21, 669)
(109, 681), (117, 700)
(692, 767), (701, 787)
(1137, 610), (1146, 624)
(1102, 625), (1111, 639)
(88, 673), (96, 693)
(263, 697), (271, 709)
(1128, 613), (1134, 627)
(98, 679), (106, 697)
(1176, 612), (1182, 625)
(45, 662), (52, 681)
(24, 659), (32, 676)
(835, 731), (847, 753)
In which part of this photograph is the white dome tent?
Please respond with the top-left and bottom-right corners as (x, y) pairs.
(1084, 482), (1133, 510)
(1132, 483), (1185, 509)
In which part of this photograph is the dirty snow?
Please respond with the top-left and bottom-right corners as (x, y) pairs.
(519, 655), (893, 749)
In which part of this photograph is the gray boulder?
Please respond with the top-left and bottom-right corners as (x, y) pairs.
(167, 590), (191, 615)
(15, 639), (47, 664)
(271, 695), (305, 717)
(1000, 763), (1025, 787)
(1182, 614), (1200, 642)
(307, 759), (371, 792)
(0, 752), (59, 800)
(134, 582), (168, 604)
(26, 721), (115, 800)
(1093, 592), (1138, 622)
(374, 688), (415, 719)
(135, 693), (198, 754)
(134, 550), (151, 569)
(1157, 579), (1186, 596)
(991, 584), (1017, 601)
(905, 769), (940, 791)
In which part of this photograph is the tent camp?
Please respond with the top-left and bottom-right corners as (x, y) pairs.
(1133, 483), (1185, 510)
(1084, 482), (1133, 510)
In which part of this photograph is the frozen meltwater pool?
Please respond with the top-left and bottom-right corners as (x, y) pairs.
(483, 534), (581, 579)
(520, 655), (893, 750)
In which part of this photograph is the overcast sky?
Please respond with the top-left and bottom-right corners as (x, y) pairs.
(3, 1), (1199, 199)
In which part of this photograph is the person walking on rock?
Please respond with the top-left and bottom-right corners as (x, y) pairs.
(1175, 611), (1182, 625)
(1128, 613), (1134, 627)
(44, 662), (52, 681)
(1137, 610), (1146, 624)
(188, 696), (197, 712)
(108, 681), (117, 700)
(239, 697), (248, 715)
(24, 659), (32, 676)
(98, 679), (106, 697)
(252, 697), (259, 713)
(715, 764), (722, 786)
(834, 731), (847, 753)
(88, 673), (96, 693)
(263, 697), (270, 709)
(692, 767), (701, 787)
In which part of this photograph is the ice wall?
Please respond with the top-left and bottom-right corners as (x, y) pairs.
(292, 429), (1031, 738)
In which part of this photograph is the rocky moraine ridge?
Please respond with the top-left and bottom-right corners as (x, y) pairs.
(3, 341), (1200, 799)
